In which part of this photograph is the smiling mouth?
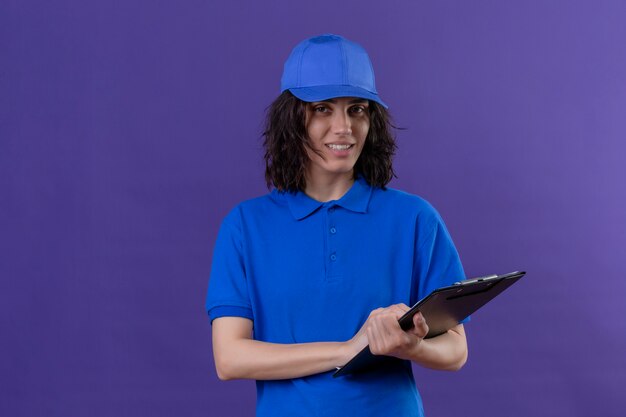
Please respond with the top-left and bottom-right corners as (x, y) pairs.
(325, 144), (354, 151)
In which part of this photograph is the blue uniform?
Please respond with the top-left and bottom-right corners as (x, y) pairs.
(206, 177), (466, 417)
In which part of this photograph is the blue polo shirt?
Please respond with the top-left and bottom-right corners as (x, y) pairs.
(206, 177), (466, 417)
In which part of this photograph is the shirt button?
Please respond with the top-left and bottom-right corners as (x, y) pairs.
(330, 253), (337, 261)
(328, 207), (335, 213)
(330, 227), (336, 234)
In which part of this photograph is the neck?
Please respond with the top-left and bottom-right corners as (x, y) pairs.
(304, 171), (355, 202)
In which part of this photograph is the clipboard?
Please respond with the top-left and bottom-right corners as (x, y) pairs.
(333, 271), (526, 377)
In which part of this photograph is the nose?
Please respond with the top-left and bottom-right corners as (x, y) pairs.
(332, 110), (352, 136)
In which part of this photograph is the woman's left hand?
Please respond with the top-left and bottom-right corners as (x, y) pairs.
(363, 303), (429, 360)
(344, 303), (466, 371)
(345, 303), (429, 362)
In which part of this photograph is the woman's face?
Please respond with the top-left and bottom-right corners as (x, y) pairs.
(304, 97), (370, 181)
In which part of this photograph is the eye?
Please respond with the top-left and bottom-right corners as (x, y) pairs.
(313, 105), (330, 113)
(349, 105), (368, 114)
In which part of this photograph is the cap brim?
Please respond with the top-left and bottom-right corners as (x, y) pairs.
(288, 85), (388, 108)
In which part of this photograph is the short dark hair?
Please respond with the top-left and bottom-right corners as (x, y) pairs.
(262, 91), (397, 192)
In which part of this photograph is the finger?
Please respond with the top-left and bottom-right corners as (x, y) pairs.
(366, 325), (378, 353)
(395, 303), (410, 312)
(389, 303), (409, 313)
(388, 305), (408, 319)
(368, 307), (385, 319)
(371, 313), (399, 354)
(381, 313), (401, 337)
(371, 315), (391, 342)
(380, 314), (415, 355)
(412, 312), (429, 338)
(382, 314), (405, 341)
(368, 320), (387, 355)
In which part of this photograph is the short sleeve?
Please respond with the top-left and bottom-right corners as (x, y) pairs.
(412, 207), (470, 323)
(205, 207), (254, 323)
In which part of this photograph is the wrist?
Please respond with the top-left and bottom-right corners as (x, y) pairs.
(402, 334), (427, 362)
(337, 341), (351, 367)
(338, 339), (360, 367)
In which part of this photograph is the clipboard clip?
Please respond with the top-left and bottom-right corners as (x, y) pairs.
(454, 274), (499, 286)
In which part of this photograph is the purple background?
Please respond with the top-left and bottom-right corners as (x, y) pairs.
(2, 1), (625, 416)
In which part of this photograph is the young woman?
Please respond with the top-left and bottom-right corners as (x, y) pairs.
(206, 34), (468, 417)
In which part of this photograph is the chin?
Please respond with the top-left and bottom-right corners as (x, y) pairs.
(325, 165), (356, 175)
(307, 158), (358, 178)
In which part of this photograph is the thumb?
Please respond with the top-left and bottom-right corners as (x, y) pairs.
(411, 312), (429, 338)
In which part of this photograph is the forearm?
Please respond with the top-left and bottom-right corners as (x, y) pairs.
(407, 325), (468, 371)
(212, 317), (357, 380)
(215, 338), (349, 381)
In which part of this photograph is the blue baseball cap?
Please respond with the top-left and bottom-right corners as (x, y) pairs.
(280, 34), (388, 108)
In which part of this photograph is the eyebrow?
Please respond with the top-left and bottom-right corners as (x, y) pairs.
(320, 98), (369, 104)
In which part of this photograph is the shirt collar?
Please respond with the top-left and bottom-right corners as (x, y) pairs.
(282, 176), (374, 220)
